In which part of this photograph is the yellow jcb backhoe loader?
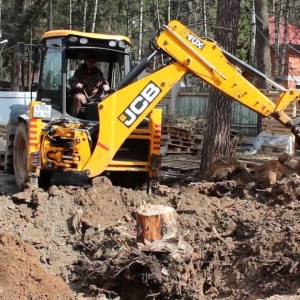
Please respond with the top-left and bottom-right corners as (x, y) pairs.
(5, 20), (300, 191)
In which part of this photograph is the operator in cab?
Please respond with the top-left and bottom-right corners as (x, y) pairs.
(69, 58), (110, 117)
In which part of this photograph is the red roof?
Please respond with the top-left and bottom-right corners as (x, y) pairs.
(269, 16), (300, 45)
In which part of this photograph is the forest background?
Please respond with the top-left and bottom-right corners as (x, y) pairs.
(0, 0), (297, 91)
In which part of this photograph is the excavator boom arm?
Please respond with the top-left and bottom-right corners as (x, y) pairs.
(155, 20), (300, 123)
(84, 20), (300, 177)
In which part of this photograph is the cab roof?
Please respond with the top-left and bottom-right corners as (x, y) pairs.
(42, 29), (131, 45)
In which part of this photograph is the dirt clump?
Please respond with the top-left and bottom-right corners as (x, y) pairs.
(203, 157), (245, 182)
(266, 174), (300, 205)
(254, 159), (293, 188)
(202, 157), (253, 192)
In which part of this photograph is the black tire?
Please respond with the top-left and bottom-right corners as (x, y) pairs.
(13, 123), (29, 188)
(4, 134), (14, 174)
(38, 169), (53, 190)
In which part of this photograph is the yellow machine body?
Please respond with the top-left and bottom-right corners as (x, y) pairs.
(20, 20), (300, 188)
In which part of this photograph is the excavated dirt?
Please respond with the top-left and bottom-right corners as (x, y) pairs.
(0, 155), (300, 299)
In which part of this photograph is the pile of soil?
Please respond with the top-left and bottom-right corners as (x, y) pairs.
(0, 156), (300, 299)
(0, 234), (72, 299)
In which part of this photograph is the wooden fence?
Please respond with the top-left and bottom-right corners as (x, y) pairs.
(161, 89), (299, 139)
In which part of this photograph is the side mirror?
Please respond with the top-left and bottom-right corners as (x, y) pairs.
(16, 42), (26, 62)
(31, 82), (43, 92)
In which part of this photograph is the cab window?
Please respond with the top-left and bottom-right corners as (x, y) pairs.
(41, 38), (62, 90)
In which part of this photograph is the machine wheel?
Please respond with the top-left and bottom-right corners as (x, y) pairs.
(13, 122), (29, 188)
(38, 169), (53, 190)
(4, 134), (14, 174)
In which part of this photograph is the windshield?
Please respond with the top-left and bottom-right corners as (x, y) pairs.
(41, 39), (62, 90)
(66, 53), (127, 90)
(34, 38), (63, 110)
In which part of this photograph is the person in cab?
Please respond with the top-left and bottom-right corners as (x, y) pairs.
(69, 58), (110, 117)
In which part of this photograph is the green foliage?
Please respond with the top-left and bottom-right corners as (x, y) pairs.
(0, 0), (275, 87)
(237, 0), (252, 62)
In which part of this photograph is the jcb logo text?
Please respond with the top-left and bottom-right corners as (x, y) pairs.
(187, 34), (205, 50)
(119, 82), (162, 127)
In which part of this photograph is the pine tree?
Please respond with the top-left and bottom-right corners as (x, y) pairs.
(199, 0), (241, 177)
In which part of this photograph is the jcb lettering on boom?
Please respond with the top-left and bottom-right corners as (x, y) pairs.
(118, 82), (162, 127)
(187, 34), (205, 50)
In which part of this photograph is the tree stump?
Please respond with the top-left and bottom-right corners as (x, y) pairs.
(136, 204), (177, 243)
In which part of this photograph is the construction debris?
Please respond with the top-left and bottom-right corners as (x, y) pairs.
(163, 115), (206, 133)
(160, 155), (200, 181)
(161, 116), (243, 157)
(161, 125), (195, 154)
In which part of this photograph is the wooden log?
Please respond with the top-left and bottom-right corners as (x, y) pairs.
(136, 204), (177, 243)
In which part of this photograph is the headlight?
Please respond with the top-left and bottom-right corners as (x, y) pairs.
(69, 36), (78, 42)
(118, 41), (127, 48)
(109, 41), (117, 47)
(80, 38), (88, 44)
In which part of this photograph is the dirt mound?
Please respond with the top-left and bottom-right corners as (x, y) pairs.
(70, 183), (300, 299)
(0, 234), (73, 299)
(1, 156), (300, 299)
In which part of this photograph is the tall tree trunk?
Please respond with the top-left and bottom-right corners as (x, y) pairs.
(69, 0), (72, 29)
(47, 0), (53, 31)
(91, 0), (98, 33)
(250, 0), (256, 66)
(10, 0), (25, 91)
(167, 0), (171, 21)
(138, 0), (143, 61)
(126, 0), (132, 38)
(0, 0), (2, 38)
(254, 0), (271, 86)
(83, 0), (87, 32)
(274, 0), (283, 77)
(175, 1), (181, 19)
(199, 0), (240, 177)
(186, 1), (193, 27)
(203, 0), (207, 36)
(280, 0), (289, 78)
(154, 0), (164, 67)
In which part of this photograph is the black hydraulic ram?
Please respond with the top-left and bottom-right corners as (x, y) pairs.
(221, 49), (286, 92)
(114, 50), (158, 91)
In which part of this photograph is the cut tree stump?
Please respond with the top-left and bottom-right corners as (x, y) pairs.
(136, 204), (177, 243)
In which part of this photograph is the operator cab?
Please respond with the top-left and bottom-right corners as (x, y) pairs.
(31, 29), (132, 122)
